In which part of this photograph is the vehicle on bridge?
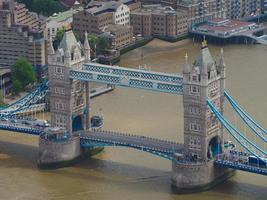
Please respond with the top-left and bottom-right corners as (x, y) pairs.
(224, 141), (236, 151)
(248, 156), (267, 168)
(24, 119), (50, 127)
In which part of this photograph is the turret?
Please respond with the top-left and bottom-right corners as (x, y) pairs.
(84, 31), (91, 62)
(217, 48), (226, 79)
(183, 53), (190, 73)
(48, 37), (55, 64)
(64, 43), (71, 67)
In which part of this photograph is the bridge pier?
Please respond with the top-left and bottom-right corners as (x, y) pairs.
(38, 128), (103, 169)
(171, 160), (234, 192)
(38, 128), (82, 168)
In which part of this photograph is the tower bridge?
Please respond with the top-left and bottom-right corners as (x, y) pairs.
(0, 29), (267, 191)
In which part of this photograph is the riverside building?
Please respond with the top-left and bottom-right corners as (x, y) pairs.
(0, 0), (46, 78)
(130, 4), (188, 40)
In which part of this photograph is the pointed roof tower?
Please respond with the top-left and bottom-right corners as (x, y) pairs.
(84, 31), (91, 62)
(183, 53), (191, 74)
(48, 37), (55, 55)
(58, 29), (79, 53)
(193, 40), (215, 75)
(84, 31), (90, 50)
(218, 48), (225, 68)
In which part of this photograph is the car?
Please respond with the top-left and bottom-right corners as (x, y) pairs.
(248, 155), (267, 167)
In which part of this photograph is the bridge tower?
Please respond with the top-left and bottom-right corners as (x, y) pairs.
(38, 29), (92, 168)
(172, 42), (234, 191)
(48, 29), (91, 133)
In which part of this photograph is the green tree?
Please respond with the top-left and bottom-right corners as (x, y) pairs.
(11, 58), (36, 95)
(12, 80), (23, 96)
(18, 0), (64, 16)
(0, 92), (5, 106)
(56, 29), (65, 42)
(87, 34), (109, 54)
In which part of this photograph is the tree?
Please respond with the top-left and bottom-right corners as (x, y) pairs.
(87, 34), (109, 54)
(55, 29), (65, 42)
(0, 92), (5, 106)
(11, 58), (36, 95)
(12, 80), (23, 96)
(18, 0), (64, 16)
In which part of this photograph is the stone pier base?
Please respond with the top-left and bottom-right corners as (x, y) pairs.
(171, 160), (235, 193)
(38, 134), (83, 169)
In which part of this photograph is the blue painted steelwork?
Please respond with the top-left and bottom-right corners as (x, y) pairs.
(214, 159), (267, 176)
(69, 63), (183, 94)
(224, 91), (267, 143)
(81, 141), (174, 160)
(207, 100), (267, 165)
(80, 130), (183, 160)
(0, 80), (48, 118)
(83, 62), (183, 85)
(70, 69), (183, 94)
(0, 123), (42, 135)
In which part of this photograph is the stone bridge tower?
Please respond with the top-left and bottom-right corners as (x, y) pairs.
(38, 29), (91, 168)
(182, 41), (225, 161)
(48, 29), (91, 133)
(172, 42), (233, 190)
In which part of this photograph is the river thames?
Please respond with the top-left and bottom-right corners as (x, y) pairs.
(0, 39), (267, 200)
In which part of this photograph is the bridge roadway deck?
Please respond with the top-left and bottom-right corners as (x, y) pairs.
(215, 151), (267, 176)
(79, 130), (184, 155)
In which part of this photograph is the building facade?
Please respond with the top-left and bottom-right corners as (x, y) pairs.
(46, 7), (83, 39)
(140, 0), (179, 9)
(0, 0), (46, 75)
(177, 0), (226, 28)
(113, 3), (130, 25)
(130, 5), (188, 39)
(225, 0), (261, 19)
(73, 0), (140, 37)
(101, 24), (133, 49)
(0, 68), (12, 96)
(15, 2), (44, 31)
(73, 8), (113, 36)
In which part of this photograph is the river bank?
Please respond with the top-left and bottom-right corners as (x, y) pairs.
(1, 39), (267, 200)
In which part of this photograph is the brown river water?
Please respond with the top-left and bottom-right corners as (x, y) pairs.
(0, 39), (267, 200)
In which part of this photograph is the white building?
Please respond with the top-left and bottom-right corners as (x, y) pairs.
(87, 0), (130, 26)
(113, 3), (130, 25)
(45, 7), (82, 39)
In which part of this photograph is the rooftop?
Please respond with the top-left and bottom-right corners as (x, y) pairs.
(59, 0), (80, 8)
(86, 1), (124, 15)
(0, 68), (11, 76)
(104, 24), (132, 33)
(132, 4), (185, 16)
(192, 18), (259, 38)
(48, 7), (83, 23)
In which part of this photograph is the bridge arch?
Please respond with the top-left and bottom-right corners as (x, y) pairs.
(207, 136), (222, 159)
(72, 115), (84, 132)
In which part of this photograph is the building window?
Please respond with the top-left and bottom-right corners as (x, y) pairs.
(190, 86), (200, 95)
(55, 66), (63, 73)
(190, 122), (201, 131)
(55, 87), (65, 95)
(55, 102), (66, 110)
